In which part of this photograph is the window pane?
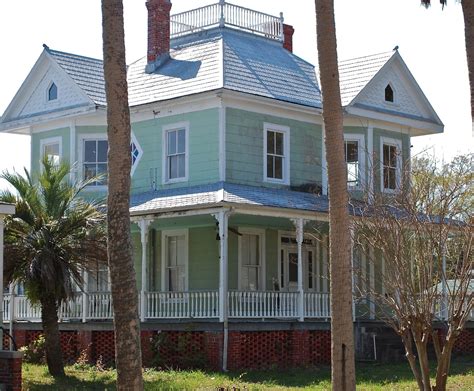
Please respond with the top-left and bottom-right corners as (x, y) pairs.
(280, 250), (284, 288)
(84, 164), (97, 180)
(308, 252), (313, 289)
(267, 155), (274, 178)
(289, 253), (298, 283)
(169, 155), (178, 179)
(275, 132), (284, 155)
(274, 156), (283, 179)
(346, 141), (358, 163)
(388, 167), (396, 189)
(383, 144), (390, 166)
(48, 83), (57, 101)
(168, 131), (176, 155)
(84, 141), (96, 162)
(98, 141), (108, 162)
(97, 164), (108, 184)
(177, 129), (186, 154)
(389, 145), (397, 167)
(176, 236), (185, 266)
(267, 131), (275, 154)
(248, 267), (258, 291)
(178, 154), (185, 178)
(168, 237), (177, 266)
(168, 268), (178, 291)
(347, 162), (359, 186)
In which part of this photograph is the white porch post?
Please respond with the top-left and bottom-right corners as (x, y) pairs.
(216, 210), (229, 322)
(295, 218), (304, 321)
(0, 203), (15, 348)
(441, 245), (448, 321)
(139, 219), (152, 322)
(350, 229), (356, 321)
(82, 270), (88, 323)
(9, 282), (15, 350)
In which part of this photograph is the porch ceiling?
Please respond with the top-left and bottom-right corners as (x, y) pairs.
(130, 182), (329, 220)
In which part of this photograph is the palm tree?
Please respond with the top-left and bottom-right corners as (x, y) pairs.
(315, 1), (356, 390)
(101, 0), (144, 389)
(1, 158), (107, 376)
(421, 0), (474, 128)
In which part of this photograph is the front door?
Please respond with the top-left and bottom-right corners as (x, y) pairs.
(280, 247), (316, 292)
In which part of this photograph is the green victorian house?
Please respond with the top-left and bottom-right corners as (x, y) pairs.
(0, 0), (452, 370)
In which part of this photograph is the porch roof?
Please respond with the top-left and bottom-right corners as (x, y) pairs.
(130, 182), (329, 217)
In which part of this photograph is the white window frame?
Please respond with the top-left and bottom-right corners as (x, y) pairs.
(40, 136), (62, 165)
(78, 133), (108, 191)
(130, 132), (143, 177)
(343, 133), (366, 190)
(238, 228), (266, 291)
(162, 122), (189, 184)
(263, 123), (290, 185)
(46, 81), (59, 103)
(380, 136), (402, 193)
(161, 229), (189, 292)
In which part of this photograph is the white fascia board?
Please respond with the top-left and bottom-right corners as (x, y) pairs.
(0, 203), (15, 216)
(2, 104), (99, 135)
(345, 106), (444, 136)
(221, 90), (323, 124)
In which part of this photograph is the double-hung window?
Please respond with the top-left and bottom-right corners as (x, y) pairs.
(40, 137), (61, 166)
(83, 139), (108, 186)
(344, 134), (365, 189)
(264, 123), (290, 184)
(162, 230), (188, 292)
(240, 233), (263, 291)
(163, 122), (188, 183)
(381, 137), (402, 192)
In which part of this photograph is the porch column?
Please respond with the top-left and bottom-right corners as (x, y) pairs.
(139, 219), (153, 322)
(215, 210), (230, 322)
(9, 283), (15, 350)
(0, 203), (15, 347)
(82, 270), (88, 323)
(350, 228), (356, 321)
(441, 244), (448, 321)
(295, 218), (304, 322)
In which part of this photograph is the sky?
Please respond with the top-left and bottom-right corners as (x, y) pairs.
(0, 0), (472, 190)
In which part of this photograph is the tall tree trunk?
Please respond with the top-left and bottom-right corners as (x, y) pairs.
(101, 0), (143, 389)
(41, 296), (64, 377)
(315, 1), (356, 390)
(461, 0), (474, 131)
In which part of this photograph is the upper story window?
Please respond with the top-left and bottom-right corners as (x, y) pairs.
(344, 134), (365, 189)
(40, 137), (61, 165)
(163, 122), (189, 183)
(48, 82), (58, 101)
(381, 137), (402, 192)
(385, 84), (394, 103)
(264, 123), (290, 185)
(83, 139), (108, 186)
(162, 230), (188, 292)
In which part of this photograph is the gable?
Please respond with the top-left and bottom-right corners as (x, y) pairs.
(348, 53), (443, 130)
(1, 50), (93, 127)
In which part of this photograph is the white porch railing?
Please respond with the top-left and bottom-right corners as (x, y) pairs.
(304, 292), (331, 318)
(170, 1), (283, 41)
(228, 291), (300, 318)
(146, 291), (219, 319)
(87, 292), (113, 320)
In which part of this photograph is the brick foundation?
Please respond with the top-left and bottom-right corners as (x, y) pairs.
(0, 351), (23, 391)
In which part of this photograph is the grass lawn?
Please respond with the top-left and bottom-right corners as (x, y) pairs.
(22, 358), (474, 390)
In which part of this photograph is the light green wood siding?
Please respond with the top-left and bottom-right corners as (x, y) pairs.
(265, 229), (279, 289)
(188, 227), (219, 290)
(31, 128), (70, 174)
(226, 108), (323, 188)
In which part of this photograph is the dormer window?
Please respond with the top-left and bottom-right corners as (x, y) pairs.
(384, 84), (394, 103)
(48, 82), (57, 101)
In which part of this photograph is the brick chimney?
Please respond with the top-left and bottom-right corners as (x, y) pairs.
(146, 0), (172, 73)
(283, 24), (295, 52)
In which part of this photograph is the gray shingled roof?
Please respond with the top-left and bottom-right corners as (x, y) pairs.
(130, 182), (329, 215)
(47, 28), (322, 109)
(47, 48), (107, 106)
(339, 51), (394, 106)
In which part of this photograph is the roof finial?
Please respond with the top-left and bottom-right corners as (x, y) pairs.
(43, 43), (50, 51)
(393, 45), (399, 51)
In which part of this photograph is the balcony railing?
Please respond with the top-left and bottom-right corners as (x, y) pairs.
(170, 1), (283, 41)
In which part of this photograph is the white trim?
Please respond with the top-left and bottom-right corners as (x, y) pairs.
(69, 121), (76, 182)
(263, 122), (290, 185)
(237, 228), (266, 291)
(321, 124), (327, 195)
(367, 125), (374, 203)
(40, 136), (62, 164)
(160, 228), (189, 292)
(343, 133), (366, 191)
(130, 131), (143, 177)
(380, 136), (403, 193)
(218, 104), (226, 181)
(78, 133), (108, 192)
(162, 121), (190, 184)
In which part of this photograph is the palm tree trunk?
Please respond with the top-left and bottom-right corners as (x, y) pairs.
(315, 1), (356, 390)
(461, 0), (474, 129)
(40, 296), (64, 377)
(101, 0), (144, 389)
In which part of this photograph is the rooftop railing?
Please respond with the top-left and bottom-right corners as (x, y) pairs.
(170, 1), (284, 41)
